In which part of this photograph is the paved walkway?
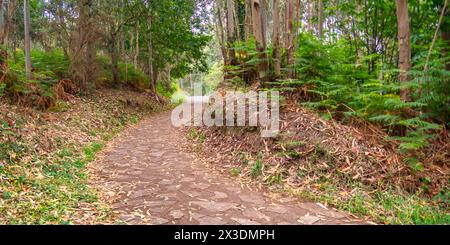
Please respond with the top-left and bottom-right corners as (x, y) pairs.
(92, 111), (363, 225)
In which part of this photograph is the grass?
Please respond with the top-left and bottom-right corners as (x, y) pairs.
(0, 132), (120, 224)
(0, 142), (107, 224)
(230, 167), (241, 177)
(293, 184), (450, 225)
(276, 150), (303, 159)
(267, 171), (284, 185)
(188, 129), (206, 144)
(231, 150), (449, 224)
(0, 89), (166, 224)
(250, 158), (264, 178)
(277, 140), (306, 150)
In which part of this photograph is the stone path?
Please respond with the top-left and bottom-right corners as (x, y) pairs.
(92, 111), (364, 225)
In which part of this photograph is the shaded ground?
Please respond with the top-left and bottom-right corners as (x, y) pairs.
(91, 110), (364, 225)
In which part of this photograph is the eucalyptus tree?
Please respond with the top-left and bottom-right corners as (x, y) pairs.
(138, 0), (210, 90)
(24, 0), (32, 80)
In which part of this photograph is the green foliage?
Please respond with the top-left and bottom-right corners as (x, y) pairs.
(156, 82), (179, 98)
(118, 63), (150, 89)
(203, 62), (223, 92)
(225, 38), (273, 86)
(270, 33), (445, 154)
(230, 167), (241, 177)
(250, 157), (264, 178)
(10, 49), (68, 81)
(97, 56), (150, 90)
(2, 49), (71, 109)
(0, 83), (5, 97)
(0, 89), (164, 224)
(267, 171), (284, 185)
(187, 128), (206, 144)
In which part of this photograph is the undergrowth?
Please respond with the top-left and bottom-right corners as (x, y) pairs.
(0, 89), (165, 224)
(240, 150), (449, 225)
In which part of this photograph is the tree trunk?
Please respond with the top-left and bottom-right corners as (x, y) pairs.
(216, 0), (228, 66)
(110, 35), (120, 85)
(0, 0), (5, 74)
(440, 0), (449, 71)
(244, 0), (252, 41)
(251, 0), (268, 82)
(307, 0), (316, 33)
(226, 0), (237, 65)
(294, 0), (301, 49)
(396, 0), (411, 102)
(285, 0), (294, 77)
(152, 63), (158, 92)
(24, 0), (32, 80)
(0, 0), (5, 44)
(4, 0), (16, 46)
(233, 1), (241, 41)
(272, 0), (281, 77)
(424, 0), (447, 72)
(318, 0), (324, 38)
(84, 0), (96, 91)
(148, 15), (155, 92)
(86, 36), (96, 89)
(134, 22), (139, 67)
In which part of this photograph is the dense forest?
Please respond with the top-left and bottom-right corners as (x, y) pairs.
(0, 0), (448, 225)
(0, 0), (211, 102)
(213, 0), (448, 153)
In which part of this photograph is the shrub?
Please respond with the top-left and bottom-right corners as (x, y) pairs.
(269, 33), (445, 154)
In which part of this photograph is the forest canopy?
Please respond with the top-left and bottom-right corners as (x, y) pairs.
(0, 0), (211, 99)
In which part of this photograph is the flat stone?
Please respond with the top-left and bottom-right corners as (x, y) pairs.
(302, 204), (348, 219)
(169, 210), (185, 220)
(149, 151), (164, 157)
(94, 111), (364, 226)
(225, 186), (241, 193)
(298, 214), (320, 225)
(190, 212), (206, 221)
(277, 222), (293, 225)
(180, 177), (196, 182)
(165, 185), (182, 191)
(128, 170), (143, 175)
(239, 194), (266, 205)
(231, 218), (261, 225)
(197, 216), (225, 225)
(211, 191), (228, 200)
(265, 206), (289, 214)
(181, 190), (201, 198)
(242, 209), (271, 221)
(191, 201), (238, 212)
(146, 201), (176, 207)
(151, 216), (169, 225)
(119, 214), (137, 222)
(190, 183), (211, 190)
(119, 214), (142, 224)
(131, 190), (150, 199)
(159, 179), (174, 185)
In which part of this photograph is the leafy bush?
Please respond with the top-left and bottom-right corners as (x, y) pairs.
(10, 49), (69, 80)
(118, 62), (150, 89)
(2, 49), (70, 109)
(156, 82), (179, 98)
(270, 33), (445, 155)
(97, 56), (149, 90)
